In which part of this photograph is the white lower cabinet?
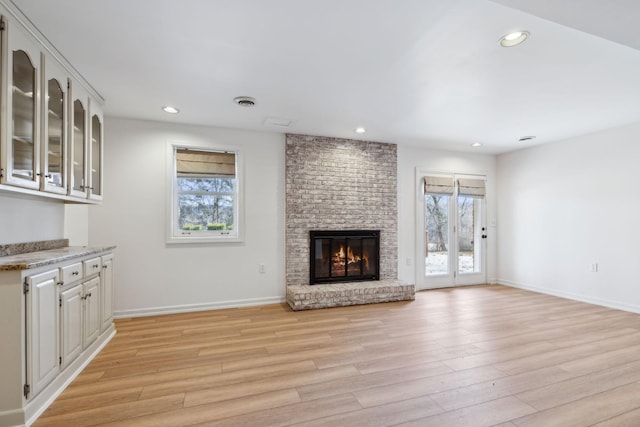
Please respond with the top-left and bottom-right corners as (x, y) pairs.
(0, 249), (115, 427)
(59, 261), (104, 368)
(83, 276), (101, 348)
(60, 284), (83, 368)
(101, 253), (114, 331)
(26, 269), (60, 398)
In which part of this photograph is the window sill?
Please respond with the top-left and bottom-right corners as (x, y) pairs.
(166, 234), (243, 245)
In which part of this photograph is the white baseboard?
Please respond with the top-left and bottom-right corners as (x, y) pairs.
(497, 279), (640, 315)
(114, 296), (286, 319)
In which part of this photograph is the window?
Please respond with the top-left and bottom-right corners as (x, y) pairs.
(167, 143), (242, 243)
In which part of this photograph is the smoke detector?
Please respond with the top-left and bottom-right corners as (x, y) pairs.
(233, 96), (256, 107)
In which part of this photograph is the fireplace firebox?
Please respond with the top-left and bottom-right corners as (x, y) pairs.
(309, 230), (380, 284)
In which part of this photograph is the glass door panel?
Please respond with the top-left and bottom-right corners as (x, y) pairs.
(331, 239), (347, 278)
(12, 50), (36, 181)
(457, 196), (482, 275)
(90, 114), (102, 196)
(346, 239), (362, 277)
(72, 99), (86, 193)
(45, 78), (64, 189)
(425, 194), (450, 276)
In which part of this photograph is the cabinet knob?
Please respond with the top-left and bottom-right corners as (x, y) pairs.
(72, 271), (79, 276)
(93, 264), (99, 268)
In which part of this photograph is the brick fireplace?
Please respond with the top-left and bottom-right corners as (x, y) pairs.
(285, 134), (414, 310)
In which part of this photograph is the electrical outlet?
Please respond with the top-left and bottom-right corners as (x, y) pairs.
(590, 263), (598, 273)
(259, 263), (266, 274)
(406, 258), (412, 266)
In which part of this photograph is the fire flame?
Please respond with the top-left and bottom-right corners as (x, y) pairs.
(334, 245), (368, 267)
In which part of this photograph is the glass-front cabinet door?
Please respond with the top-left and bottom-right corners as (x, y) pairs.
(0, 14), (105, 203)
(68, 81), (88, 198)
(2, 23), (41, 189)
(42, 56), (67, 194)
(88, 101), (103, 201)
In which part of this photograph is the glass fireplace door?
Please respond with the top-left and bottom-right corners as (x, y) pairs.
(310, 230), (380, 284)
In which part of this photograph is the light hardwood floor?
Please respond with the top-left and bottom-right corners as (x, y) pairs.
(34, 285), (640, 427)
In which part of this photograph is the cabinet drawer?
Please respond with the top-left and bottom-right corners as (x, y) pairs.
(60, 263), (83, 284)
(83, 257), (102, 277)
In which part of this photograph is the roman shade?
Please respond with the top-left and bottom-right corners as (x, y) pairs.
(424, 176), (454, 195)
(176, 149), (235, 177)
(458, 178), (485, 198)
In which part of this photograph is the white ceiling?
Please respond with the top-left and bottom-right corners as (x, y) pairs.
(11, 0), (640, 154)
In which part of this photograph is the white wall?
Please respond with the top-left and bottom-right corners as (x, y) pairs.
(89, 118), (285, 317)
(497, 122), (640, 313)
(397, 145), (497, 287)
(63, 205), (89, 246)
(0, 192), (64, 244)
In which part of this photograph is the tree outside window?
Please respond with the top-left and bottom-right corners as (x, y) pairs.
(169, 145), (241, 242)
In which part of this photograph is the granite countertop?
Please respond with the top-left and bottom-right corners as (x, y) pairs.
(0, 244), (116, 271)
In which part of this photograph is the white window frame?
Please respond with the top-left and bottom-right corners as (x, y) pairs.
(166, 140), (244, 244)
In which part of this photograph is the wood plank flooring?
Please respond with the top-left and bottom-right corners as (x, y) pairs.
(33, 285), (640, 426)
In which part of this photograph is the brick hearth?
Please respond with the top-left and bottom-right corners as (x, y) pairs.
(286, 280), (415, 311)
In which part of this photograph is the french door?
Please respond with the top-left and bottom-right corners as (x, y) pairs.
(418, 174), (486, 290)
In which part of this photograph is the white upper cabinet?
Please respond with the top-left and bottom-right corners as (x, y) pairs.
(88, 100), (103, 201)
(26, 268), (60, 398)
(0, 8), (105, 203)
(67, 80), (88, 198)
(42, 54), (68, 194)
(1, 20), (41, 189)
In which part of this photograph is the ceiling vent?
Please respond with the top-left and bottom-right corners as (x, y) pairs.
(233, 96), (256, 107)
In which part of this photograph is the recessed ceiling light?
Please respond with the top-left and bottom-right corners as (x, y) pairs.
(234, 96), (256, 107)
(162, 106), (179, 114)
(518, 135), (536, 142)
(471, 142), (482, 147)
(499, 31), (530, 47)
(354, 127), (366, 134)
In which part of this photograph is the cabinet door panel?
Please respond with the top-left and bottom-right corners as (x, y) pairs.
(83, 276), (100, 348)
(60, 285), (83, 367)
(2, 22), (41, 189)
(26, 269), (60, 398)
(88, 100), (104, 201)
(42, 55), (68, 194)
(101, 254), (114, 331)
(67, 81), (89, 198)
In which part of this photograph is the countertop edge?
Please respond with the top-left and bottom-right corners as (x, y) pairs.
(0, 246), (116, 271)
